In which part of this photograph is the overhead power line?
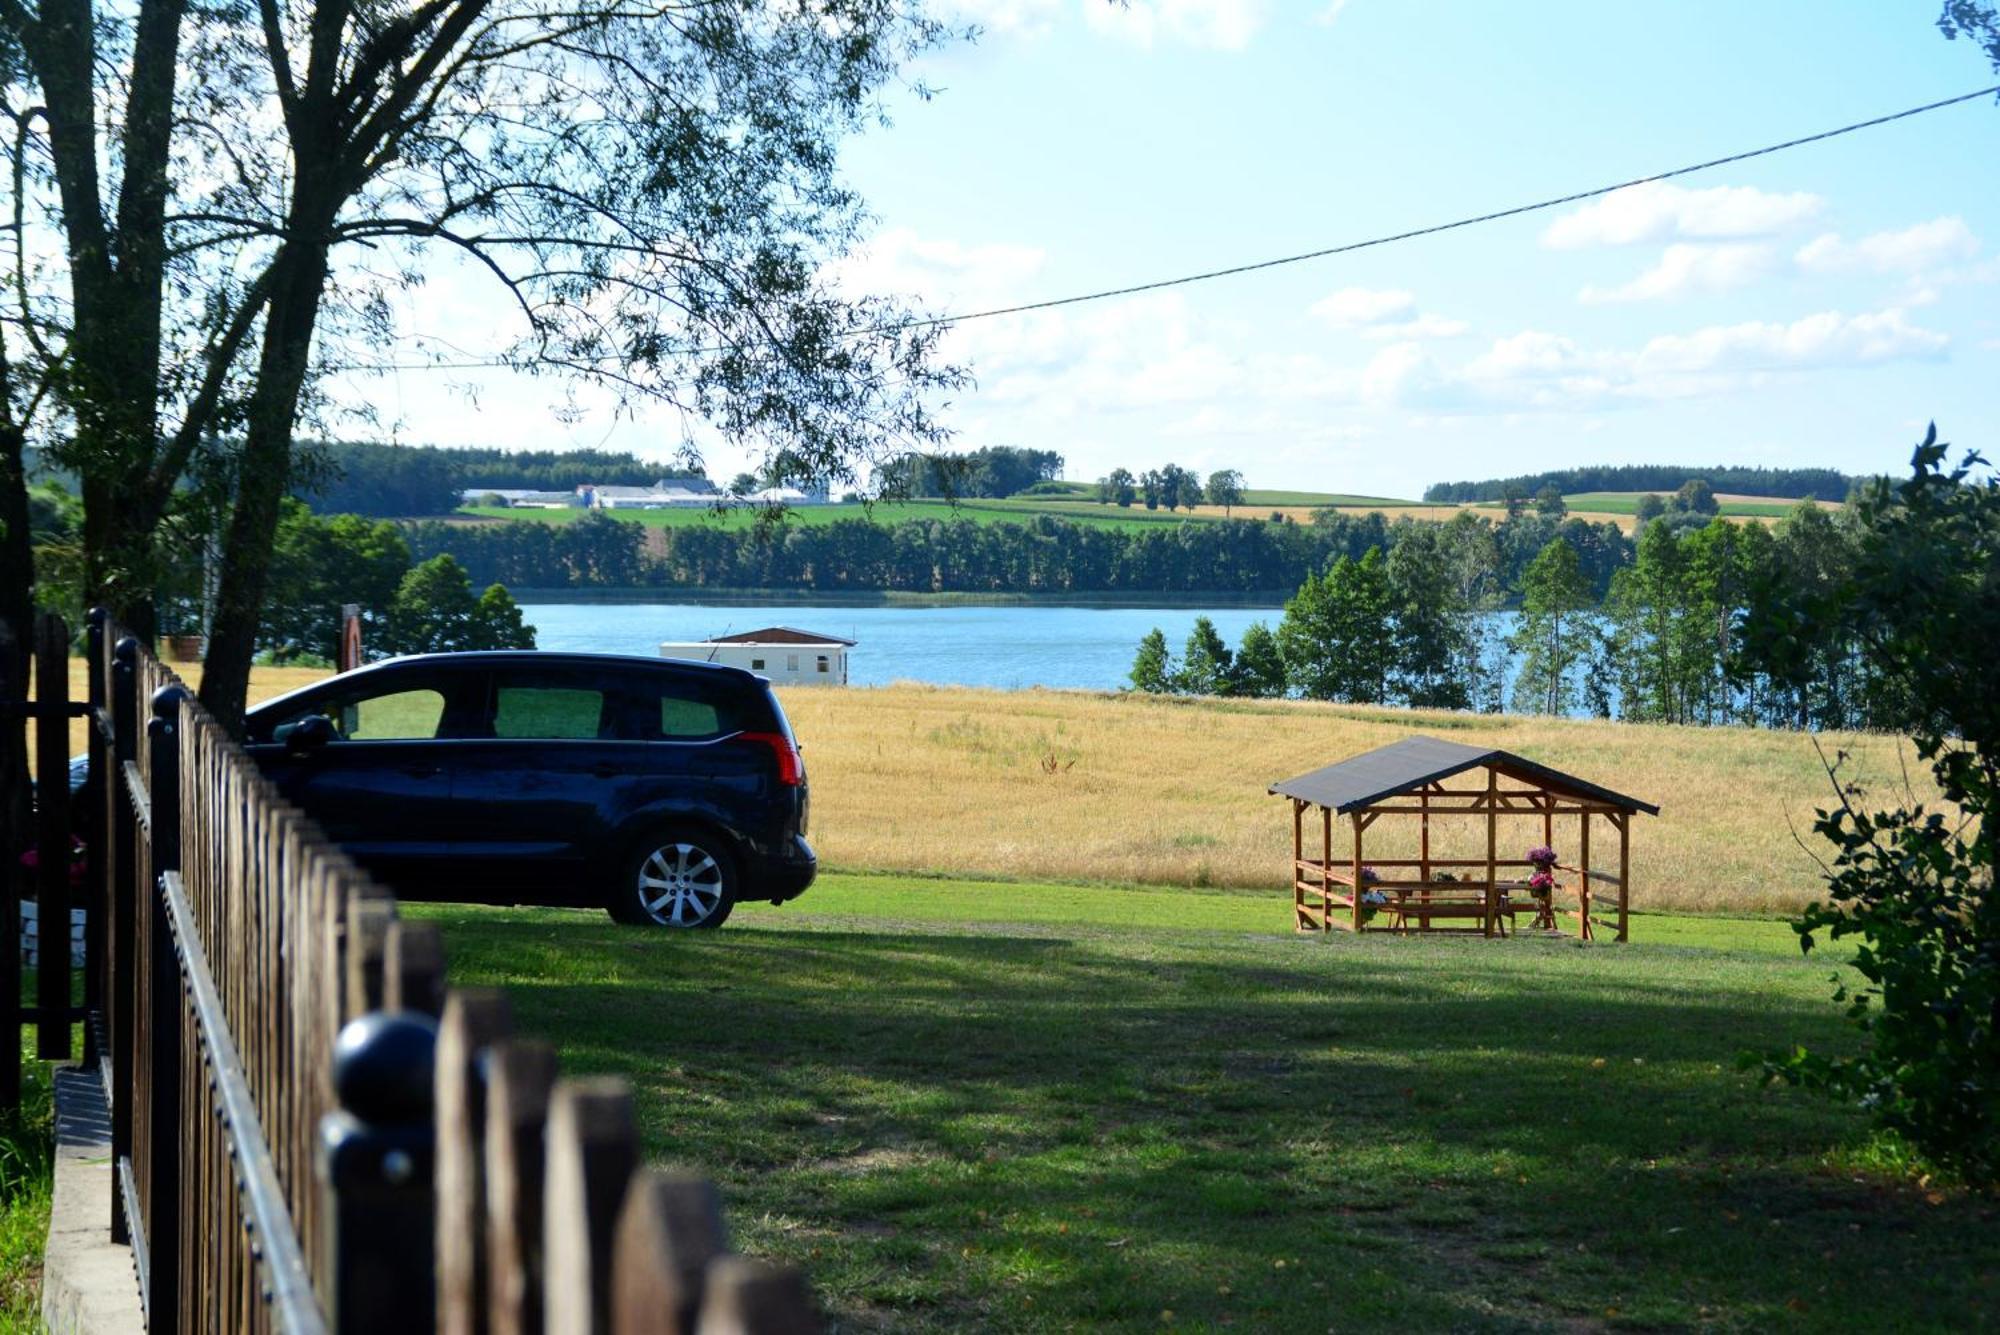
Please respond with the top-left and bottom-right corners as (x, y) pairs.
(336, 83), (2000, 373)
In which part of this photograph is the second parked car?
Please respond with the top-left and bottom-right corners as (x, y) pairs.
(242, 652), (815, 927)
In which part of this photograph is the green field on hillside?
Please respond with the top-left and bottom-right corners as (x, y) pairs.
(419, 875), (1992, 1332)
(456, 489), (1418, 531)
(457, 499), (1199, 533)
(1476, 493), (1830, 519)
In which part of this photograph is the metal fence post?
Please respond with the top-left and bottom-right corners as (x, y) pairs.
(320, 1010), (439, 1335)
(82, 609), (105, 1063)
(33, 612), (70, 1061)
(146, 683), (189, 1335)
(0, 617), (21, 1110)
(108, 636), (138, 1244)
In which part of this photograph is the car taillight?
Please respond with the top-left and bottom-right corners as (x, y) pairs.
(739, 731), (803, 786)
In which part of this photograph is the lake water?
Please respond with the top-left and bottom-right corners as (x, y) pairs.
(520, 602), (1284, 691)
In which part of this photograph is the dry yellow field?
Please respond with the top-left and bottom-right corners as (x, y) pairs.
(778, 684), (1912, 915)
(40, 656), (328, 769)
(36, 658), (1901, 915)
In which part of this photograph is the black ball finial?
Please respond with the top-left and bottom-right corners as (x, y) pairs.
(332, 1012), (438, 1124)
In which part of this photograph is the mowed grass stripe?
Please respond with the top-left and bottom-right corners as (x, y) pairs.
(420, 888), (1984, 1333)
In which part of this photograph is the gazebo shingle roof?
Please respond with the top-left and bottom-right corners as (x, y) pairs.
(1269, 735), (1659, 816)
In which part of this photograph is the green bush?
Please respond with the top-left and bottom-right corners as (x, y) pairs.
(1762, 429), (2000, 1189)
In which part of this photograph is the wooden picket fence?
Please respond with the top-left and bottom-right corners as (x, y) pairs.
(1, 612), (817, 1333)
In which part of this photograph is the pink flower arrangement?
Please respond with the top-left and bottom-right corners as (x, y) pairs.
(1525, 846), (1558, 899)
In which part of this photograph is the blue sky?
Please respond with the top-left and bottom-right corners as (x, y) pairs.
(359, 2), (2000, 498)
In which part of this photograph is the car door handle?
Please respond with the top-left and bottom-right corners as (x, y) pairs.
(401, 763), (442, 779)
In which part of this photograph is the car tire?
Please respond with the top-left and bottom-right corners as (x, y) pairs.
(608, 827), (737, 929)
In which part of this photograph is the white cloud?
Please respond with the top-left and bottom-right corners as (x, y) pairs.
(1579, 242), (1775, 303)
(933, 0), (1064, 37)
(1309, 287), (1467, 340)
(1635, 308), (1949, 375)
(1084, 0), (1264, 50)
(1334, 307), (1952, 416)
(1363, 314), (1471, 340)
(1309, 286), (1413, 326)
(1795, 217), (1980, 275)
(831, 226), (1048, 310)
(1542, 182), (1823, 250)
(1313, 0), (1350, 25)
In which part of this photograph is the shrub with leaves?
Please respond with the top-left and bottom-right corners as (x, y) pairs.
(1763, 428), (2000, 1189)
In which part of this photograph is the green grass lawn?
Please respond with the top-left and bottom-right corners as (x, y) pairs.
(0, 1038), (54, 1333)
(417, 874), (1997, 1332)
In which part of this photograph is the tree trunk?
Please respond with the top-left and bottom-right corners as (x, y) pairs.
(198, 237), (333, 731)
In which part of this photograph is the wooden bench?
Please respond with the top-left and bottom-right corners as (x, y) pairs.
(1377, 883), (1520, 935)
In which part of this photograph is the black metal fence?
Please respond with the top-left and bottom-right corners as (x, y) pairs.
(1, 612), (818, 1333)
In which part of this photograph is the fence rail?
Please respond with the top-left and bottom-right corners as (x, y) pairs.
(0, 611), (819, 1333)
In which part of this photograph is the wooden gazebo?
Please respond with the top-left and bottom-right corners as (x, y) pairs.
(1270, 737), (1659, 941)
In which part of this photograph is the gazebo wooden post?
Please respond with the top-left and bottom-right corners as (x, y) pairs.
(1616, 810), (1630, 942)
(1483, 766), (1498, 937)
(1292, 799), (1305, 931)
(1350, 810), (1365, 933)
(1578, 808), (1593, 941)
(1320, 807), (1336, 935)
(1419, 786), (1432, 934)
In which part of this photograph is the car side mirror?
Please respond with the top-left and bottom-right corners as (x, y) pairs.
(284, 714), (339, 754)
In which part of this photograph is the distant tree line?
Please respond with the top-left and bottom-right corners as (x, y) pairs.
(875, 447), (1065, 500)
(1423, 464), (1856, 504)
(295, 441), (705, 517)
(1132, 499), (1900, 732)
(402, 507), (1631, 600)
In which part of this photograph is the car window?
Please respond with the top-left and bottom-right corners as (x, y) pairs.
(660, 698), (723, 738)
(493, 685), (609, 739)
(349, 689), (448, 740)
(268, 684), (447, 742)
(616, 673), (756, 741)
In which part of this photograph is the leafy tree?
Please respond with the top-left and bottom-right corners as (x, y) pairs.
(730, 473), (760, 497)
(381, 554), (534, 656)
(258, 501), (412, 662)
(1278, 549), (1391, 703)
(1633, 493), (1667, 527)
(1501, 482), (1529, 519)
(1234, 622), (1287, 698)
(1128, 628), (1176, 694)
(1205, 469), (1245, 516)
(1098, 468), (1137, 507)
(1173, 467), (1207, 514)
(1176, 617), (1236, 695)
(1763, 429), (2000, 1187)
(1509, 537), (1597, 715)
(2, 0), (961, 731)
(1386, 524), (1478, 710)
(1673, 478), (1720, 515)
(1939, 2), (2000, 68)
(1533, 483), (1568, 519)
(1138, 470), (1163, 510)
(470, 583), (535, 652)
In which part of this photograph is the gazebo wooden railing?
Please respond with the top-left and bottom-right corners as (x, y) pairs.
(1271, 736), (1659, 942)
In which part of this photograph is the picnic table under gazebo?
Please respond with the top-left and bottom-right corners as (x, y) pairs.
(1270, 736), (1659, 941)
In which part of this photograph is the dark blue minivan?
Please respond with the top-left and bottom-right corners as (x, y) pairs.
(242, 652), (814, 928)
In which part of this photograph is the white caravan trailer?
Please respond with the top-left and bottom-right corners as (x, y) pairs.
(658, 627), (855, 685)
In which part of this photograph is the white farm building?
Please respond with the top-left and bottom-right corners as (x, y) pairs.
(658, 627), (855, 686)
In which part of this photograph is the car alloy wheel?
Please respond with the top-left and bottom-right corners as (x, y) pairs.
(634, 840), (730, 927)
